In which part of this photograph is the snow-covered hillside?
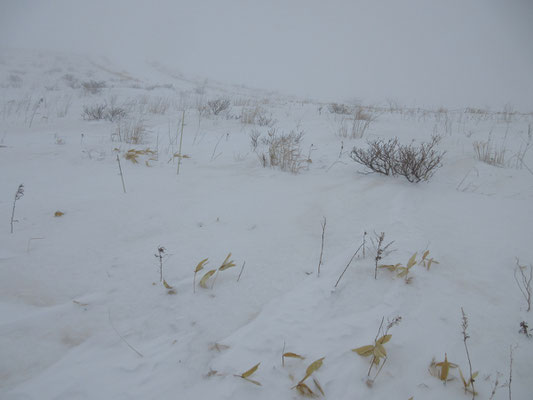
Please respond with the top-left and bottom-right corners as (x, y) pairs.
(1, 49), (532, 400)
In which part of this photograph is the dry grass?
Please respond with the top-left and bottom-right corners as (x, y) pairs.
(251, 128), (306, 173)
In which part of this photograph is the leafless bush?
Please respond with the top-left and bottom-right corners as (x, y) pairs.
(350, 135), (444, 182)
(328, 103), (352, 115)
(82, 80), (106, 94)
(82, 102), (127, 122)
(252, 128), (306, 173)
(208, 98), (231, 115)
(113, 119), (148, 144)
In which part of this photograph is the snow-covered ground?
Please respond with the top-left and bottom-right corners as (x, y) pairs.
(1, 49), (532, 400)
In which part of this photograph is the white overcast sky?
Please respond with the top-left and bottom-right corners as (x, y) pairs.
(1, 0), (532, 110)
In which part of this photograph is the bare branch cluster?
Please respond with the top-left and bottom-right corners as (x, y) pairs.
(350, 135), (445, 182)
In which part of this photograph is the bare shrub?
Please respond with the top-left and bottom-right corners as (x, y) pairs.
(208, 98), (231, 115)
(82, 103), (107, 120)
(252, 128), (306, 173)
(82, 80), (106, 94)
(328, 103), (352, 115)
(82, 102), (127, 122)
(350, 135), (444, 182)
(113, 119), (148, 144)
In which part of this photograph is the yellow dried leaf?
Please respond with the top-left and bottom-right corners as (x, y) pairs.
(241, 362), (260, 378)
(422, 250), (429, 260)
(195, 258), (209, 273)
(300, 357), (324, 383)
(163, 279), (173, 289)
(219, 262), (236, 271)
(376, 334), (392, 344)
(219, 253), (236, 271)
(283, 352), (305, 360)
(373, 343), (387, 358)
(295, 382), (315, 397)
(54, 211), (64, 217)
(352, 345), (374, 357)
(243, 378), (262, 386)
(435, 353), (457, 382)
(199, 269), (216, 288)
(407, 253), (417, 268)
(313, 377), (325, 396)
(378, 264), (396, 271)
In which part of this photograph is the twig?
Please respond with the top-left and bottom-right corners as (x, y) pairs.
(237, 261), (246, 282)
(154, 246), (166, 282)
(334, 242), (364, 288)
(116, 155), (126, 193)
(210, 134), (225, 162)
(514, 258), (532, 312)
(317, 217), (326, 277)
(177, 110), (185, 175)
(108, 308), (143, 357)
(461, 307), (476, 399)
(367, 317), (385, 377)
(10, 184), (24, 234)
(508, 345), (513, 400)
(374, 232), (385, 280)
(282, 341), (286, 367)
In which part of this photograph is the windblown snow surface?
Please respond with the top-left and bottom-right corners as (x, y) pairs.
(1, 49), (532, 400)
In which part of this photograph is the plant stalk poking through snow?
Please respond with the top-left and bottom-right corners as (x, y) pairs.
(460, 308), (477, 398)
(317, 217), (326, 277)
(10, 184), (24, 233)
(116, 154), (126, 193)
(352, 316), (401, 387)
(372, 232), (394, 280)
(177, 110), (185, 175)
(514, 258), (532, 312)
(154, 246), (166, 283)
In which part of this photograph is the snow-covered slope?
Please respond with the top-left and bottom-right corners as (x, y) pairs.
(1, 49), (532, 400)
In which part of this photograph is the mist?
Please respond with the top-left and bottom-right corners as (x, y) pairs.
(1, 0), (532, 110)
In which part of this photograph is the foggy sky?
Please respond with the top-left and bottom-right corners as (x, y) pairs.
(1, 0), (532, 110)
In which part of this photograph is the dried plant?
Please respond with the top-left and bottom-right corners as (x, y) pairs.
(198, 253), (236, 289)
(519, 321), (532, 338)
(352, 316), (401, 386)
(317, 217), (326, 277)
(514, 258), (532, 311)
(371, 232), (394, 279)
(429, 353), (458, 383)
(193, 258), (209, 293)
(460, 308), (478, 398)
(154, 246), (166, 283)
(292, 357), (325, 397)
(10, 184), (24, 233)
(252, 128), (306, 173)
(235, 363), (261, 386)
(473, 139), (506, 167)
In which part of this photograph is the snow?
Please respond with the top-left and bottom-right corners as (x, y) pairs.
(1, 48), (532, 400)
